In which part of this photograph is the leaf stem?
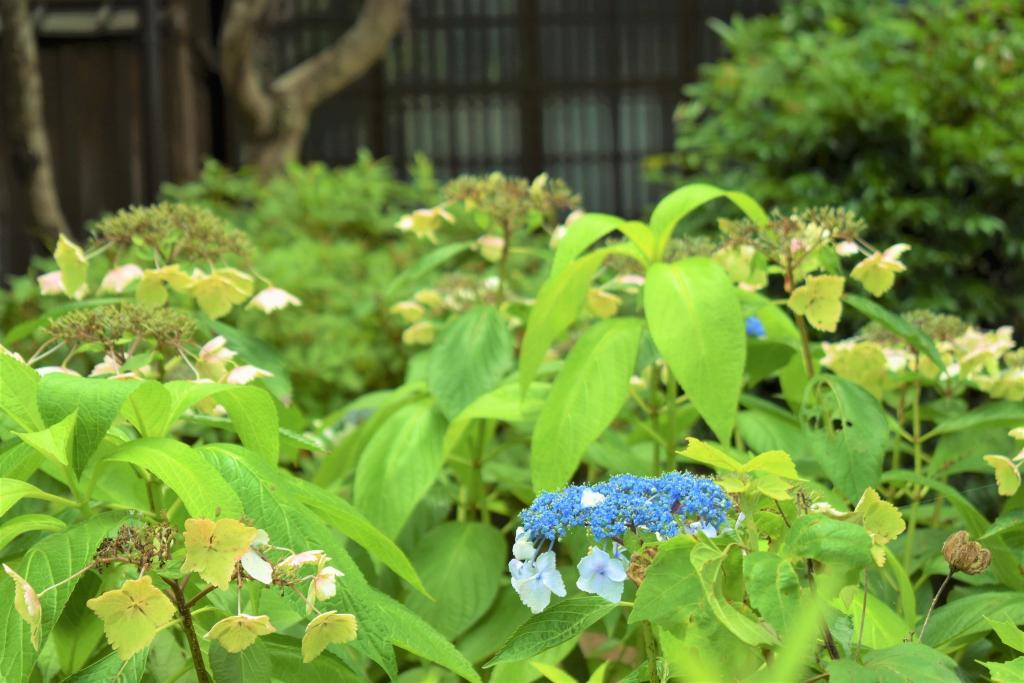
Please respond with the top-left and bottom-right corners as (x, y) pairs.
(917, 569), (954, 643)
(641, 620), (659, 683)
(165, 578), (212, 683)
(902, 370), (923, 573)
(855, 570), (868, 660)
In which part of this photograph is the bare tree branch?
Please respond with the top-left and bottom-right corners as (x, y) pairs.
(219, 0), (275, 137)
(273, 0), (409, 112)
(1, 0), (70, 242)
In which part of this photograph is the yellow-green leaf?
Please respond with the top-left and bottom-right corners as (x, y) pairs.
(680, 438), (742, 472)
(3, 564), (42, 650)
(204, 614), (276, 653)
(850, 244), (909, 297)
(181, 518), (258, 589)
(54, 235), (88, 298)
(86, 575), (176, 661)
(301, 611), (358, 663)
(986, 618), (1024, 654)
(985, 455), (1022, 497)
(190, 269), (253, 319)
(741, 450), (799, 479)
(13, 411), (77, 466)
(787, 275), (845, 333)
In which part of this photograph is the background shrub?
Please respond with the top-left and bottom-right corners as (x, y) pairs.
(658, 0), (1024, 329)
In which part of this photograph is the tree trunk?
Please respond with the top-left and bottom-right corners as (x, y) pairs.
(1, 0), (70, 243)
(220, 0), (409, 177)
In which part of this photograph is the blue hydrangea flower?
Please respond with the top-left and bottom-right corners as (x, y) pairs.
(509, 550), (566, 614)
(745, 315), (766, 338)
(576, 547), (628, 603)
(512, 526), (536, 561)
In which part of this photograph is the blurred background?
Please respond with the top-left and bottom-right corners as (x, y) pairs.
(2, 0), (1022, 412)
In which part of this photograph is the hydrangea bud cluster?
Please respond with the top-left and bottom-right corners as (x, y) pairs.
(510, 472), (731, 613)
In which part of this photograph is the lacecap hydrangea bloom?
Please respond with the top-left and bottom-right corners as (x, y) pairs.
(510, 472), (731, 613)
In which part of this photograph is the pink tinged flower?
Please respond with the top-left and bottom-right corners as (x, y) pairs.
(225, 365), (273, 385)
(247, 287), (302, 314)
(477, 235), (505, 263)
(277, 550), (327, 569)
(37, 271), (64, 296)
(241, 530), (273, 585)
(835, 240), (860, 257)
(576, 547), (628, 604)
(199, 336), (237, 365)
(310, 566), (344, 602)
(90, 353), (121, 377)
(99, 264), (144, 293)
(4, 564), (42, 650)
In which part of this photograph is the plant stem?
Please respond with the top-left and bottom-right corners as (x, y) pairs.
(63, 464), (93, 518)
(805, 559), (840, 660)
(918, 569), (954, 643)
(649, 368), (662, 474)
(794, 314), (815, 379)
(902, 372), (923, 573)
(165, 578), (212, 683)
(855, 570), (868, 660)
(641, 620), (659, 683)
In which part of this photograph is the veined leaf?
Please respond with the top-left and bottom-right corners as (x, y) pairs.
(691, 544), (777, 646)
(531, 318), (642, 492)
(843, 294), (945, 372)
(648, 183), (768, 259)
(13, 411), (77, 466)
(782, 515), (873, 568)
(519, 250), (606, 394)
(0, 512), (124, 682)
(0, 514), (67, 552)
(645, 258), (745, 442)
(0, 354), (43, 431)
(37, 374), (142, 475)
(550, 213), (626, 277)
(209, 640), (272, 683)
(926, 402), (1024, 441)
(353, 400), (446, 538)
(920, 592), (1024, 649)
(743, 552), (802, 636)
(444, 381), (549, 456)
(428, 306), (514, 420)
(404, 522), (506, 639)
(0, 479), (76, 517)
(487, 595), (616, 667)
(106, 438), (243, 519)
(827, 643), (960, 683)
(631, 541), (702, 626)
(59, 647), (149, 682)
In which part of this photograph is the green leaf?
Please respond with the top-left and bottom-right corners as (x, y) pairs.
(404, 522), (506, 639)
(210, 640), (272, 683)
(120, 381), (171, 438)
(843, 294), (945, 372)
(743, 552), (801, 636)
(550, 213), (625, 277)
(0, 354), (43, 431)
(444, 381), (549, 456)
(981, 509), (1024, 540)
(680, 437), (743, 472)
(386, 241), (474, 297)
(690, 544), (777, 646)
(783, 515), (873, 568)
(983, 657), (1024, 683)
(263, 635), (363, 682)
(630, 541), (702, 626)
(0, 514), (67, 552)
(801, 374), (887, 501)
(205, 318), (293, 404)
(644, 257), (746, 442)
(353, 400), (446, 537)
(986, 618), (1024, 654)
(106, 438), (243, 518)
(428, 306), (514, 420)
(487, 595), (616, 667)
(833, 584), (910, 649)
(284, 475), (429, 596)
(648, 183), (769, 259)
(59, 648), (148, 682)
(13, 411), (77, 466)
(0, 512), (124, 682)
(926, 401), (1024, 440)
(827, 643), (960, 683)
(531, 318), (642, 492)
(37, 374), (142, 475)
(0, 479), (76, 517)
(519, 251), (605, 394)
(921, 592), (1024, 649)
(54, 234), (88, 296)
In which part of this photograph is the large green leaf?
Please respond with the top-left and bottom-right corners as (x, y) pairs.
(106, 438), (243, 518)
(0, 514), (67, 552)
(404, 522), (506, 639)
(428, 306), (514, 420)
(550, 213), (625, 277)
(487, 595), (616, 667)
(843, 294), (945, 372)
(0, 354), (43, 431)
(37, 374), (142, 475)
(630, 541), (703, 627)
(921, 592), (1024, 650)
(782, 515), (873, 568)
(531, 318), (642, 492)
(0, 479), (75, 517)
(801, 374), (888, 501)
(648, 183), (768, 259)
(444, 381), (549, 456)
(827, 643), (960, 683)
(60, 648), (148, 682)
(13, 411), (77, 467)
(209, 640), (271, 683)
(519, 250), (606, 394)
(0, 512), (124, 683)
(743, 552), (802, 636)
(353, 400), (446, 537)
(925, 401), (1024, 441)
(690, 544), (777, 647)
(644, 257), (746, 442)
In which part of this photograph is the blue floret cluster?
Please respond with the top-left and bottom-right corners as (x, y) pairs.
(520, 472), (732, 543)
(509, 472), (732, 613)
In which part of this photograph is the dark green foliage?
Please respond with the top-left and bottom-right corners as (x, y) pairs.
(662, 0), (1024, 326)
(161, 153), (440, 414)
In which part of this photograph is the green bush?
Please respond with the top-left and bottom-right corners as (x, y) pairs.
(162, 153), (439, 414)
(660, 0), (1024, 328)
